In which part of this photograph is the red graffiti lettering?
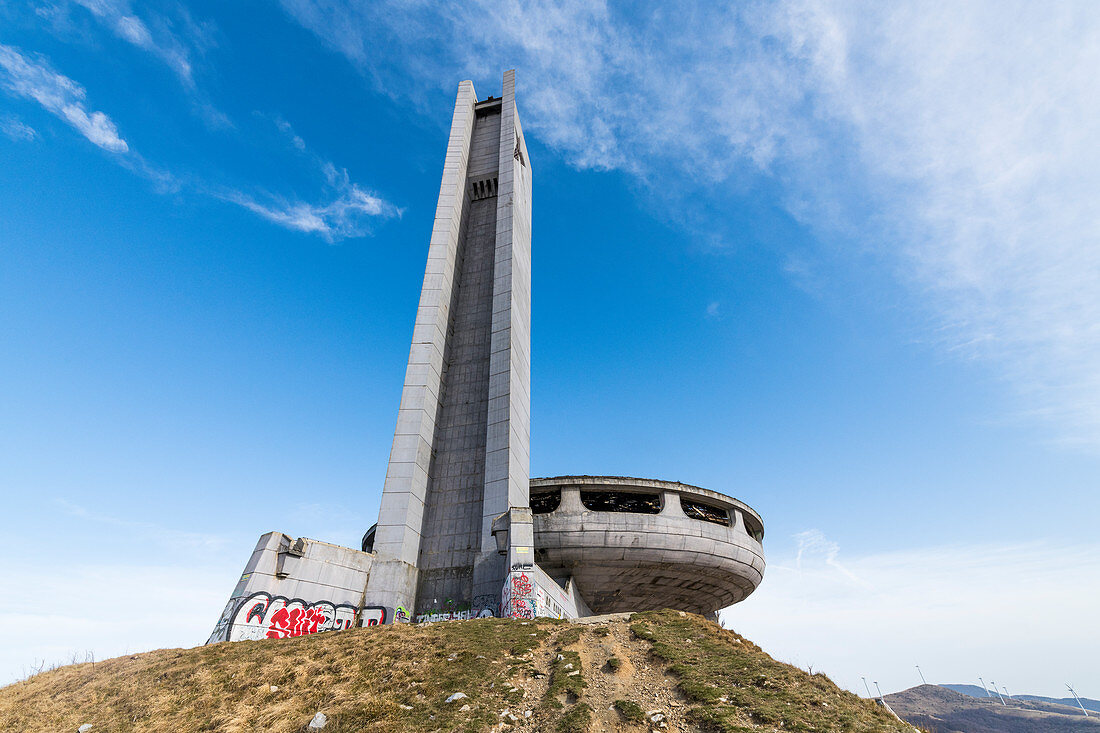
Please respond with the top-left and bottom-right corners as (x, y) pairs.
(512, 573), (533, 596)
(266, 606), (328, 638)
(508, 598), (535, 619)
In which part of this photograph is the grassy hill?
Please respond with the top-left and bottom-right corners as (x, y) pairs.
(885, 684), (1100, 733)
(0, 609), (916, 732)
(939, 684), (1100, 714)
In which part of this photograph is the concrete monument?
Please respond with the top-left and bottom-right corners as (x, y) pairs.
(208, 70), (764, 644)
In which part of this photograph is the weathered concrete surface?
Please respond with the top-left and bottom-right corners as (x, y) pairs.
(207, 72), (768, 638)
(366, 70), (532, 619)
(207, 533), (377, 643)
(530, 476), (765, 615)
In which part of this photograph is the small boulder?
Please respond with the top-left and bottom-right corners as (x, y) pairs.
(307, 711), (327, 729)
(445, 692), (468, 703)
(78, 726), (93, 733)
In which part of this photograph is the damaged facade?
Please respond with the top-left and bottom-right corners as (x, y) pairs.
(207, 70), (765, 645)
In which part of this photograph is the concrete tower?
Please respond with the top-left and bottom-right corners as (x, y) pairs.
(365, 70), (533, 617)
(207, 70), (763, 644)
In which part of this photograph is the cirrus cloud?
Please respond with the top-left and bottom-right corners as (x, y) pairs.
(0, 43), (127, 152)
(278, 0), (1100, 446)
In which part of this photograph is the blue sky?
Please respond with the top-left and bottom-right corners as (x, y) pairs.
(2, 0), (1099, 699)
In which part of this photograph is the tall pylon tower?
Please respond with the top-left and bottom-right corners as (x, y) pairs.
(365, 70), (533, 617)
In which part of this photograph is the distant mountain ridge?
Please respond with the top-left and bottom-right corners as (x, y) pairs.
(886, 684), (1099, 733)
(941, 683), (1099, 713)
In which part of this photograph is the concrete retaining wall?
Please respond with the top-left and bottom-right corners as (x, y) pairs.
(207, 533), (379, 643)
(501, 564), (591, 620)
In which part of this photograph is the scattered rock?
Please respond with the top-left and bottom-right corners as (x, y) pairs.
(78, 726), (93, 733)
(460, 704), (471, 711)
(445, 692), (468, 703)
(399, 704), (413, 710)
(269, 685), (278, 693)
(307, 712), (327, 729)
(645, 710), (668, 729)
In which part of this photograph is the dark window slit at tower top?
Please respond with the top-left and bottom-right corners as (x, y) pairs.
(469, 177), (498, 201)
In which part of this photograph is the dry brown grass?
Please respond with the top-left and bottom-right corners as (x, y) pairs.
(0, 617), (557, 732)
(1, 611), (922, 732)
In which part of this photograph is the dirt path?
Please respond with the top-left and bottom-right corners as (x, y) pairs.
(501, 621), (689, 732)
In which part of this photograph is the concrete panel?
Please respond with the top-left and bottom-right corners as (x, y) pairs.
(208, 535), (375, 644)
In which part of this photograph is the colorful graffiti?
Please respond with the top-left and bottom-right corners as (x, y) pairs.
(221, 593), (359, 641)
(501, 571), (536, 619)
(414, 597), (494, 623)
(415, 608), (493, 623)
(535, 586), (565, 619)
(361, 606), (388, 626)
(472, 594), (499, 618)
(393, 606), (411, 623)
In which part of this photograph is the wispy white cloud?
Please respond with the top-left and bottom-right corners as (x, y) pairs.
(274, 114), (307, 151)
(0, 113), (37, 141)
(71, 0), (196, 87)
(774, 1), (1100, 447)
(219, 162), (401, 242)
(279, 0), (1100, 446)
(0, 44), (396, 240)
(724, 532), (1100, 698)
(0, 43), (127, 152)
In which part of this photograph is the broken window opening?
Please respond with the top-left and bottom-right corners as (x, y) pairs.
(514, 134), (526, 166)
(680, 498), (731, 526)
(530, 489), (561, 514)
(742, 513), (765, 543)
(580, 490), (661, 514)
(361, 523), (377, 553)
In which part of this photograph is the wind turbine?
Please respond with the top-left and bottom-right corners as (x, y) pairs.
(916, 665), (927, 685)
(989, 681), (1007, 706)
(1067, 684), (1090, 717)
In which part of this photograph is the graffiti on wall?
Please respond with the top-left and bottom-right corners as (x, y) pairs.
(360, 606), (389, 626)
(472, 594), (499, 618)
(414, 597), (494, 624)
(501, 571), (536, 619)
(535, 586), (565, 619)
(223, 593), (360, 641)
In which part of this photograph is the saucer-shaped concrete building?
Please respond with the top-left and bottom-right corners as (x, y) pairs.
(531, 477), (765, 615)
(208, 71), (764, 644)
